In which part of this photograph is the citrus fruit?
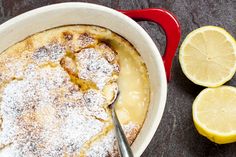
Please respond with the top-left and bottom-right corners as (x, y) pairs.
(179, 26), (236, 87)
(193, 86), (236, 144)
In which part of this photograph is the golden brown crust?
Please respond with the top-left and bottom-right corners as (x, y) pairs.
(0, 25), (144, 157)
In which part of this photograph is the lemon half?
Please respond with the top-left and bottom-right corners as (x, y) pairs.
(193, 86), (236, 144)
(179, 26), (236, 87)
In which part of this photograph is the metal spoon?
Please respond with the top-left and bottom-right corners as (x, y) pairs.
(108, 91), (134, 157)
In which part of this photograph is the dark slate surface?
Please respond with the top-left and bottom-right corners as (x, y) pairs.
(0, 0), (236, 156)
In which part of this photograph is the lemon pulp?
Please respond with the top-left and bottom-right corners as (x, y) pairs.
(193, 86), (236, 144)
(179, 26), (236, 87)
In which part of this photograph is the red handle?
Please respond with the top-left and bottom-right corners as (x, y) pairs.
(119, 9), (181, 81)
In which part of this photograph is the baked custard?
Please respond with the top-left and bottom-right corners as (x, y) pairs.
(0, 25), (150, 157)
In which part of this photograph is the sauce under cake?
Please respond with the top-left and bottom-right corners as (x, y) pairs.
(0, 25), (150, 157)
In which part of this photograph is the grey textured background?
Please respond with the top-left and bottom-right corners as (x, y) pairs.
(0, 0), (236, 157)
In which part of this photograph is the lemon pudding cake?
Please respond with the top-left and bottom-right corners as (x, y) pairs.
(0, 25), (150, 157)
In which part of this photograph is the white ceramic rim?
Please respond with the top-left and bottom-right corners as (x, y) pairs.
(0, 2), (167, 156)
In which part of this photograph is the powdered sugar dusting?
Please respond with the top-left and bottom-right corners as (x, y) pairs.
(83, 89), (109, 120)
(0, 145), (16, 157)
(32, 44), (65, 64)
(0, 30), (139, 157)
(76, 48), (114, 89)
(5, 60), (25, 79)
(99, 43), (116, 62)
(78, 33), (95, 48)
(0, 66), (106, 156)
(86, 122), (139, 157)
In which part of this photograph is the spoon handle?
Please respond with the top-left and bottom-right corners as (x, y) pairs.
(111, 108), (134, 157)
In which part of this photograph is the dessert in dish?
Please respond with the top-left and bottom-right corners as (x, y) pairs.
(0, 25), (150, 157)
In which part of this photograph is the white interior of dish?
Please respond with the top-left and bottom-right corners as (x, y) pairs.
(0, 3), (167, 157)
